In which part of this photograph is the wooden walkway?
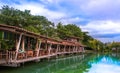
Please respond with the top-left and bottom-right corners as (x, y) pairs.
(0, 24), (85, 67)
(10, 51), (82, 63)
(11, 54), (57, 63)
(0, 50), (83, 67)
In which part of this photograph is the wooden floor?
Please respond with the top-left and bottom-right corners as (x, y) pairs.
(0, 51), (83, 67)
(11, 54), (57, 63)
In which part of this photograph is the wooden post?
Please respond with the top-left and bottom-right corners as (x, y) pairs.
(21, 36), (25, 51)
(72, 46), (73, 53)
(72, 46), (74, 53)
(56, 44), (59, 58)
(45, 40), (47, 50)
(64, 45), (66, 53)
(82, 47), (85, 53)
(58, 45), (61, 53)
(76, 46), (78, 52)
(56, 45), (59, 54)
(69, 46), (71, 53)
(35, 39), (38, 57)
(37, 39), (41, 57)
(79, 46), (81, 52)
(48, 44), (52, 55)
(74, 46), (76, 53)
(15, 33), (23, 60)
(75, 46), (77, 52)
(78, 46), (80, 52)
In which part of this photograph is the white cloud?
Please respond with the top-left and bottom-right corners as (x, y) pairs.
(58, 17), (86, 25)
(15, 3), (66, 21)
(80, 20), (120, 42)
(80, 0), (120, 19)
(0, 1), (67, 22)
(1, 0), (120, 42)
(81, 20), (120, 35)
(97, 36), (120, 43)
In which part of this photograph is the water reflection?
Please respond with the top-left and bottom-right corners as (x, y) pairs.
(1, 53), (120, 73)
(87, 53), (120, 73)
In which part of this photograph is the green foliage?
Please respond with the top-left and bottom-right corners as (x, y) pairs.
(0, 5), (105, 51)
(24, 25), (39, 34)
(56, 23), (83, 39)
(56, 22), (71, 39)
(105, 42), (120, 52)
(64, 24), (83, 37)
(0, 39), (14, 50)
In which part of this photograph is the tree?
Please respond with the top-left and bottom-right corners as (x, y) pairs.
(0, 5), (105, 51)
(0, 5), (55, 37)
(64, 24), (83, 38)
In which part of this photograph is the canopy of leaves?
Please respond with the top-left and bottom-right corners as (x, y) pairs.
(0, 5), (54, 35)
(0, 5), (105, 51)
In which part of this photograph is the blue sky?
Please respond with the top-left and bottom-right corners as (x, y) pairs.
(0, 0), (120, 42)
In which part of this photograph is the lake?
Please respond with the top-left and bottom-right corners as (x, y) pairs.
(0, 53), (120, 73)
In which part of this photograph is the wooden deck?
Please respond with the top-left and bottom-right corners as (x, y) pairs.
(0, 24), (85, 67)
(11, 54), (57, 63)
(15, 51), (82, 63)
(0, 50), (83, 66)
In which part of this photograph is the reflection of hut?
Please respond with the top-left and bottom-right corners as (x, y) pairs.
(0, 24), (84, 67)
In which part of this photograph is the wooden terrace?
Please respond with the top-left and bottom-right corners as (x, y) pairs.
(0, 24), (84, 67)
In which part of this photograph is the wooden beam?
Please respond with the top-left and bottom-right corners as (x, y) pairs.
(47, 44), (52, 55)
(15, 33), (23, 60)
(56, 44), (59, 53)
(21, 36), (25, 51)
(37, 39), (41, 57)
(35, 39), (39, 51)
(82, 47), (85, 52)
(69, 46), (71, 53)
(74, 46), (76, 52)
(64, 45), (66, 53)
(58, 45), (61, 53)
(75, 46), (77, 52)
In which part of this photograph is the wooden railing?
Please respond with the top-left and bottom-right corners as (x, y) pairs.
(0, 48), (84, 63)
(0, 51), (8, 60)
(8, 51), (16, 61)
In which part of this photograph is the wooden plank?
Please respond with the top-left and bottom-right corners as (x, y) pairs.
(11, 54), (57, 63)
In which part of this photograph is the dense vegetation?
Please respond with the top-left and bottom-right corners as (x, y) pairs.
(0, 5), (118, 52)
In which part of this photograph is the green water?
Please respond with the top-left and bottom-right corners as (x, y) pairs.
(1, 53), (120, 73)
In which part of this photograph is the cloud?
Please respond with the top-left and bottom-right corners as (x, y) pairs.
(15, 3), (66, 20)
(0, 0), (67, 23)
(1, 0), (120, 42)
(80, 20), (120, 42)
(97, 36), (120, 43)
(80, 0), (120, 20)
(81, 20), (120, 35)
(57, 17), (87, 25)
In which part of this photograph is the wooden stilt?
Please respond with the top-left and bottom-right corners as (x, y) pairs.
(37, 40), (41, 57)
(69, 46), (71, 53)
(56, 45), (59, 58)
(73, 46), (76, 53)
(35, 39), (38, 57)
(21, 36), (25, 51)
(15, 33), (23, 61)
(48, 44), (52, 55)
(64, 45), (66, 53)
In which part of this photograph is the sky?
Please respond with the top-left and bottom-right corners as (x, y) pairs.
(0, 0), (120, 43)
